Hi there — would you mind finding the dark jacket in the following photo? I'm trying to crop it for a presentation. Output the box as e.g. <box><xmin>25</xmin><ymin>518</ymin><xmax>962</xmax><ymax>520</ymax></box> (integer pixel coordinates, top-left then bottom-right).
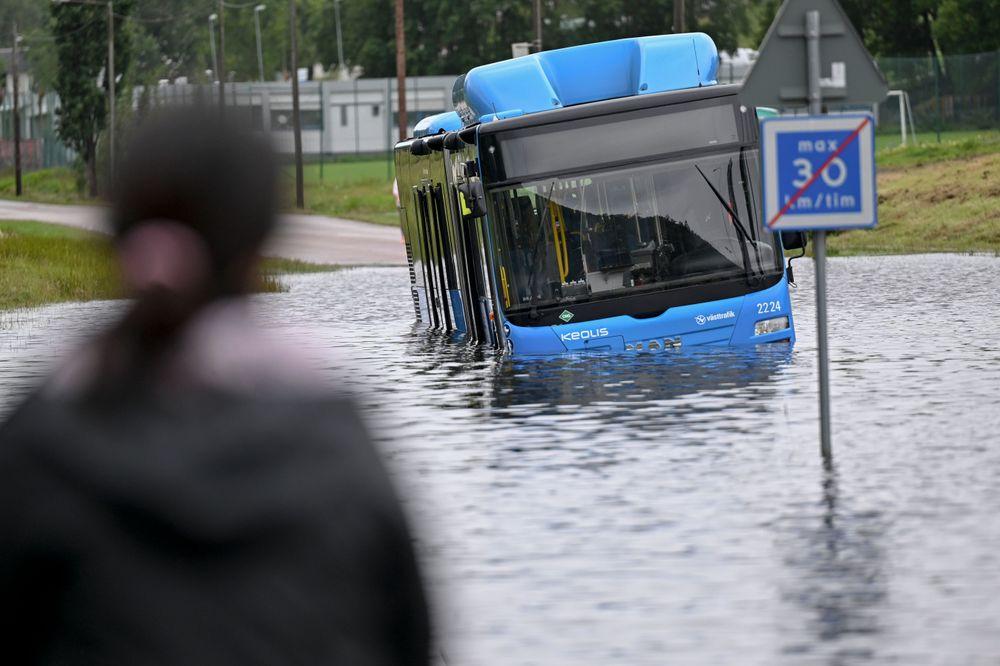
<box><xmin>0</xmin><ymin>389</ymin><xmax>430</xmax><ymax>665</ymax></box>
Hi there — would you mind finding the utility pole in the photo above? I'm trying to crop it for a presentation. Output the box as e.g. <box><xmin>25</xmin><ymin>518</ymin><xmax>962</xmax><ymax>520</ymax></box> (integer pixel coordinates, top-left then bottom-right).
<box><xmin>394</xmin><ymin>0</ymin><xmax>407</xmax><ymax>141</ymax></box>
<box><xmin>107</xmin><ymin>1</ymin><xmax>115</xmax><ymax>190</ymax></box>
<box><xmin>254</xmin><ymin>4</ymin><xmax>266</xmax><ymax>81</ymax></box>
<box><xmin>217</xmin><ymin>0</ymin><xmax>225</xmax><ymax>111</ymax></box>
<box><xmin>532</xmin><ymin>0</ymin><xmax>543</xmax><ymax>52</ymax></box>
<box><xmin>289</xmin><ymin>0</ymin><xmax>304</xmax><ymax>208</ymax></box>
<box><xmin>11</xmin><ymin>24</ymin><xmax>22</xmax><ymax>196</ymax></box>
<box><xmin>333</xmin><ymin>0</ymin><xmax>345</xmax><ymax>77</ymax></box>
<box><xmin>673</xmin><ymin>0</ymin><xmax>685</xmax><ymax>33</ymax></box>
<box><xmin>209</xmin><ymin>13</ymin><xmax>218</xmax><ymax>82</ymax></box>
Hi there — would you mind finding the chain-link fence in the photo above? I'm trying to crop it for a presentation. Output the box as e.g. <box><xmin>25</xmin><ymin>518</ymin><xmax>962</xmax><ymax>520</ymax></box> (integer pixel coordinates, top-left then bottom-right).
<box><xmin>718</xmin><ymin>50</ymin><xmax>1000</xmax><ymax>145</ymax></box>
<box><xmin>875</xmin><ymin>51</ymin><xmax>1000</xmax><ymax>145</ymax></box>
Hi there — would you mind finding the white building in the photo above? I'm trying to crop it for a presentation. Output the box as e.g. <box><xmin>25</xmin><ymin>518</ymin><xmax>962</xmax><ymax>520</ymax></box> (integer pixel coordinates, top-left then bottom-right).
<box><xmin>146</xmin><ymin>76</ymin><xmax>458</xmax><ymax>156</ymax></box>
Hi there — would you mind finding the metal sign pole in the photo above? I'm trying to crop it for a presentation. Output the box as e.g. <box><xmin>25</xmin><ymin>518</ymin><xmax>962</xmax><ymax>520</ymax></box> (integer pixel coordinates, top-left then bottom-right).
<box><xmin>107</xmin><ymin>1</ymin><xmax>115</xmax><ymax>193</ymax></box>
<box><xmin>806</xmin><ymin>9</ymin><xmax>833</xmax><ymax>459</ymax></box>
<box><xmin>748</xmin><ymin>0</ymin><xmax>887</xmax><ymax>461</ymax></box>
<box><xmin>11</xmin><ymin>24</ymin><xmax>22</xmax><ymax>196</ymax></box>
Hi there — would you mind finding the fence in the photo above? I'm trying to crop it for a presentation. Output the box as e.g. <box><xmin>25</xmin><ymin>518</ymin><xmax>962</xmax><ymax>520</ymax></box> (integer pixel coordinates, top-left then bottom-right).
<box><xmin>0</xmin><ymin>90</ymin><xmax>76</xmax><ymax>169</ymax></box>
<box><xmin>3</xmin><ymin>52</ymin><xmax>999</xmax><ymax>174</ymax></box>
<box><xmin>874</xmin><ymin>51</ymin><xmax>1000</xmax><ymax>144</ymax></box>
<box><xmin>141</xmin><ymin>76</ymin><xmax>457</xmax><ymax>158</ymax></box>
<box><xmin>718</xmin><ymin>50</ymin><xmax>1000</xmax><ymax>145</ymax></box>
<box><xmin>1</xmin><ymin>75</ymin><xmax>456</xmax><ymax>174</ymax></box>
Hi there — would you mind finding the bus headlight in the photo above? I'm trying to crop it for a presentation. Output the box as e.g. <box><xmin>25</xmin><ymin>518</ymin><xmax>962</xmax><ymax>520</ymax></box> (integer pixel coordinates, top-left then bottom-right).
<box><xmin>754</xmin><ymin>316</ymin><xmax>789</xmax><ymax>336</ymax></box>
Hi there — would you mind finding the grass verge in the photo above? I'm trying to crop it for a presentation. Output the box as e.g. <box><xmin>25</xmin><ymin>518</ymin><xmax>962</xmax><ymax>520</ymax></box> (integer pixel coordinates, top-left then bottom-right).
<box><xmin>827</xmin><ymin>149</ymin><xmax>1000</xmax><ymax>256</ymax></box>
<box><xmin>282</xmin><ymin>159</ymin><xmax>397</xmax><ymax>226</ymax></box>
<box><xmin>875</xmin><ymin>130</ymin><xmax>1000</xmax><ymax>170</ymax></box>
<box><xmin>0</xmin><ymin>220</ymin><xmax>339</xmax><ymax>311</ymax></box>
<box><xmin>0</xmin><ymin>220</ymin><xmax>118</xmax><ymax>311</ymax></box>
<box><xmin>0</xmin><ymin>167</ymin><xmax>90</xmax><ymax>205</ymax></box>
<box><xmin>1</xmin><ymin>160</ymin><xmax>399</xmax><ymax>226</ymax></box>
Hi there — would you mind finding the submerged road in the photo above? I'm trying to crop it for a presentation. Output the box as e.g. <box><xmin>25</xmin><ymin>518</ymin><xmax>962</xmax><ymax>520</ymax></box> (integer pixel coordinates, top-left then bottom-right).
<box><xmin>0</xmin><ymin>199</ymin><xmax>406</xmax><ymax>266</ymax></box>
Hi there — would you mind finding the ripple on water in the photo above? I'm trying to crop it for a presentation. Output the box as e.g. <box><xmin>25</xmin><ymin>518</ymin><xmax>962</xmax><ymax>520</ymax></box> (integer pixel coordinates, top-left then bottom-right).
<box><xmin>1</xmin><ymin>255</ymin><xmax>999</xmax><ymax>664</ymax></box>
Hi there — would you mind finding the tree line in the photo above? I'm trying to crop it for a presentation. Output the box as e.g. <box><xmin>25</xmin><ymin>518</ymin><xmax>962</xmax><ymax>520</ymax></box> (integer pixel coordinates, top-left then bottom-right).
<box><xmin>2</xmin><ymin>0</ymin><xmax>997</xmax><ymax>194</ymax></box>
<box><xmin>4</xmin><ymin>0</ymin><xmax>999</xmax><ymax>86</ymax></box>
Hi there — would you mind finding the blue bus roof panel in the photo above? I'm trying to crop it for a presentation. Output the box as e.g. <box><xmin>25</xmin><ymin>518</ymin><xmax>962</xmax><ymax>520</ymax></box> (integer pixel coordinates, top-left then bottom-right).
<box><xmin>413</xmin><ymin>111</ymin><xmax>463</xmax><ymax>137</ymax></box>
<box><xmin>456</xmin><ymin>33</ymin><xmax>719</xmax><ymax>126</ymax></box>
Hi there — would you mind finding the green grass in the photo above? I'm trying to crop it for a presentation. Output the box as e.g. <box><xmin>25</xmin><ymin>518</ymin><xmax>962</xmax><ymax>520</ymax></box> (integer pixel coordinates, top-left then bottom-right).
<box><xmin>0</xmin><ymin>220</ymin><xmax>119</xmax><ymax>310</ymax></box>
<box><xmin>299</xmin><ymin>159</ymin><xmax>393</xmax><ymax>183</ymax></box>
<box><xmin>283</xmin><ymin>158</ymin><xmax>398</xmax><ymax>226</ymax></box>
<box><xmin>828</xmin><ymin>148</ymin><xmax>1000</xmax><ymax>256</ymax></box>
<box><xmin>875</xmin><ymin>130</ymin><xmax>1000</xmax><ymax>170</ymax></box>
<box><xmin>259</xmin><ymin>255</ymin><xmax>342</xmax><ymax>274</ymax></box>
<box><xmin>0</xmin><ymin>220</ymin><xmax>339</xmax><ymax>311</ymax></box>
<box><xmin>0</xmin><ymin>166</ymin><xmax>91</xmax><ymax>205</ymax></box>
<box><xmin>1</xmin><ymin>158</ymin><xmax>400</xmax><ymax>226</ymax></box>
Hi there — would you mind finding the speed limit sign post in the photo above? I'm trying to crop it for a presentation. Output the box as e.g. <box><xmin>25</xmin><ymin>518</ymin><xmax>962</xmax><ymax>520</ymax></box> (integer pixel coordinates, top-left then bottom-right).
<box><xmin>761</xmin><ymin>113</ymin><xmax>877</xmax><ymax>461</ymax></box>
<box><xmin>744</xmin><ymin>1</ymin><xmax>887</xmax><ymax>462</ymax></box>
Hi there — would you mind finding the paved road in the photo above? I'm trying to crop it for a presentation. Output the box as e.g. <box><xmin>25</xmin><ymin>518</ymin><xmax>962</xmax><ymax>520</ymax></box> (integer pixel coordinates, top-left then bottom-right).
<box><xmin>0</xmin><ymin>199</ymin><xmax>406</xmax><ymax>266</ymax></box>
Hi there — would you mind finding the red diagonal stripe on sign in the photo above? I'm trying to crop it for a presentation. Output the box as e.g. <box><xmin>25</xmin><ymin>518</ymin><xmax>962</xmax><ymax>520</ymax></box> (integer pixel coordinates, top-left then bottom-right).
<box><xmin>767</xmin><ymin>116</ymin><xmax>871</xmax><ymax>228</ymax></box>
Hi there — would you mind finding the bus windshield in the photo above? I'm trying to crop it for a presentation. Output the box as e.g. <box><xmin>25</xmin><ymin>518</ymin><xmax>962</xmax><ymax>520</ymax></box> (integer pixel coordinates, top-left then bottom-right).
<box><xmin>487</xmin><ymin>148</ymin><xmax>784</xmax><ymax>318</ymax></box>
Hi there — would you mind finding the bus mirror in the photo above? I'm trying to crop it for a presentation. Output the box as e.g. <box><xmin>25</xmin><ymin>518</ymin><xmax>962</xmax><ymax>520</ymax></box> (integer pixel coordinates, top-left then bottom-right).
<box><xmin>444</xmin><ymin>132</ymin><xmax>464</xmax><ymax>151</ymax></box>
<box><xmin>410</xmin><ymin>139</ymin><xmax>431</xmax><ymax>156</ymax></box>
<box><xmin>426</xmin><ymin>133</ymin><xmax>446</xmax><ymax>152</ymax></box>
<box><xmin>458</xmin><ymin>126</ymin><xmax>478</xmax><ymax>145</ymax></box>
<box><xmin>458</xmin><ymin>180</ymin><xmax>486</xmax><ymax>219</ymax></box>
<box><xmin>782</xmin><ymin>231</ymin><xmax>808</xmax><ymax>251</ymax></box>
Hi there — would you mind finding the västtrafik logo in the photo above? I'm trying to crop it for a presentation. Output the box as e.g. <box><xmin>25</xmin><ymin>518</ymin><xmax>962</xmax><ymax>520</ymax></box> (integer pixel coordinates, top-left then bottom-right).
<box><xmin>694</xmin><ymin>310</ymin><xmax>736</xmax><ymax>326</ymax></box>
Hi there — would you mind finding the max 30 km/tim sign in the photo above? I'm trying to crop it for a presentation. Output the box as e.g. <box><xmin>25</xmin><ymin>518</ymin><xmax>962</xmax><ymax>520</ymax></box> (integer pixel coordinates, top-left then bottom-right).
<box><xmin>761</xmin><ymin>113</ymin><xmax>877</xmax><ymax>232</ymax></box>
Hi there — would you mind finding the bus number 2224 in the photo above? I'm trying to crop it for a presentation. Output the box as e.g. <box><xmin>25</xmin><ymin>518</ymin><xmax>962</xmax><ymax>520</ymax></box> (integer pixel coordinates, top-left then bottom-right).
<box><xmin>757</xmin><ymin>301</ymin><xmax>782</xmax><ymax>314</ymax></box>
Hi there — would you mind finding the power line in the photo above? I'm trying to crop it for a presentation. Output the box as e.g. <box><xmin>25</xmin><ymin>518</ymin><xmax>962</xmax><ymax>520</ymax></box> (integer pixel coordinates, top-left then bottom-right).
<box><xmin>20</xmin><ymin>14</ymin><xmax>106</xmax><ymax>43</ymax></box>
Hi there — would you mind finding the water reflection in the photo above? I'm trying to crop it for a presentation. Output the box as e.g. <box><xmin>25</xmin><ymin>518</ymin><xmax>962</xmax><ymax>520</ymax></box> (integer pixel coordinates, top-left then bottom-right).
<box><xmin>492</xmin><ymin>346</ymin><xmax>794</xmax><ymax>410</ymax></box>
<box><xmin>778</xmin><ymin>463</ymin><xmax>888</xmax><ymax>664</ymax></box>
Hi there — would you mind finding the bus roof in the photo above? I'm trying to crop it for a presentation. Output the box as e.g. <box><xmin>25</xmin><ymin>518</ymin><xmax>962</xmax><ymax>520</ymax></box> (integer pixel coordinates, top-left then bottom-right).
<box><xmin>453</xmin><ymin>33</ymin><xmax>719</xmax><ymax>127</ymax></box>
<box><xmin>413</xmin><ymin>111</ymin><xmax>463</xmax><ymax>137</ymax></box>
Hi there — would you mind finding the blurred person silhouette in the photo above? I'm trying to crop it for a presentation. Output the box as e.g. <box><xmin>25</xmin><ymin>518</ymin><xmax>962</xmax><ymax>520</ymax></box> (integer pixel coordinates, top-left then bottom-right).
<box><xmin>0</xmin><ymin>109</ymin><xmax>430</xmax><ymax>665</ymax></box>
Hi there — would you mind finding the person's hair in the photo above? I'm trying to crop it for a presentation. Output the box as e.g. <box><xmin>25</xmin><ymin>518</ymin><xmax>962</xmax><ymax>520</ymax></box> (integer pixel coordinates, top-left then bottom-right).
<box><xmin>97</xmin><ymin>108</ymin><xmax>278</xmax><ymax>384</ymax></box>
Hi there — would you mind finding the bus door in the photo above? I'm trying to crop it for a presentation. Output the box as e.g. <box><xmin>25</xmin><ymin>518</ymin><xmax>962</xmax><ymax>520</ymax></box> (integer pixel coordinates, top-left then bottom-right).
<box><xmin>413</xmin><ymin>187</ymin><xmax>442</xmax><ymax>328</ymax></box>
<box><xmin>452</xmin><ymin>184</ymin><xmax>487</xmax><ymax>343</ymax></box>
<box><xmin>454</xmin><ymin>178</ymin><xmax>500</xmax><ymax>347</ymax></box>
<box><xmin>415</xmin><ymin>183</ymin><xmax>462</xmax><ymax>331</ymax></box>
<box><xmin>429</xmin><ymin>183</ymin><xmax>460</xmax><ymax>332</ymax></box>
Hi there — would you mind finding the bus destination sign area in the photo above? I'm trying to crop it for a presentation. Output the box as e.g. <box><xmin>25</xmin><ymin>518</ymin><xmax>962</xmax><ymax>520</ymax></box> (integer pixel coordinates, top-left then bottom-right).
<box><xmin>761</xmin><ymin>113</ymin><xmax>877</xmax><ymax>232</ymax></box>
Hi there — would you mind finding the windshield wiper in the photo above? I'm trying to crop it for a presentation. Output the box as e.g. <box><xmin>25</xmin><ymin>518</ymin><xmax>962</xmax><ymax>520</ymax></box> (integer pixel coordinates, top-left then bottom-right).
<box><xmin>694</xmin><ymin>162</ymin><xmax>762</xmax><ymax>286</ymax></box>
<box><xmin>737</xmin><ymin>147</ymin><xmax>760</xmax><ymax>244</ymax></box>
<box><xmin>727</xmin><ymin>157</ymin><xmax>764</xmax><ymax>276</ymax></box>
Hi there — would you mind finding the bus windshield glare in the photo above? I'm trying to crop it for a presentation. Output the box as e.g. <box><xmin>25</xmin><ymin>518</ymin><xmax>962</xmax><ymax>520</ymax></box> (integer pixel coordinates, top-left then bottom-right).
<box><xmin>488</xmin><ymin>147</ymin><xmax>784</xmax><ymax>318</ymax></box>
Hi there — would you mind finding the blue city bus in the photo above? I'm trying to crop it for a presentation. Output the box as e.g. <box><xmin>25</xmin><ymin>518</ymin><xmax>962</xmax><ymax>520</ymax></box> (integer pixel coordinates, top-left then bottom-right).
<box><xmin>394</xmin><ymin>33</ymin><xmax>807</xmax><ymax>355</ymax></box>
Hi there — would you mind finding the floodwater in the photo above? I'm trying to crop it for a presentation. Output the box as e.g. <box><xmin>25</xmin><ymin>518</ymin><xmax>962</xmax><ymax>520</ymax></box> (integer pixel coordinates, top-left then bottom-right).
<box><xmin>2</xmin><ymin>254</ymin><xmax>999</xmax><ymax>664</ymax></box>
